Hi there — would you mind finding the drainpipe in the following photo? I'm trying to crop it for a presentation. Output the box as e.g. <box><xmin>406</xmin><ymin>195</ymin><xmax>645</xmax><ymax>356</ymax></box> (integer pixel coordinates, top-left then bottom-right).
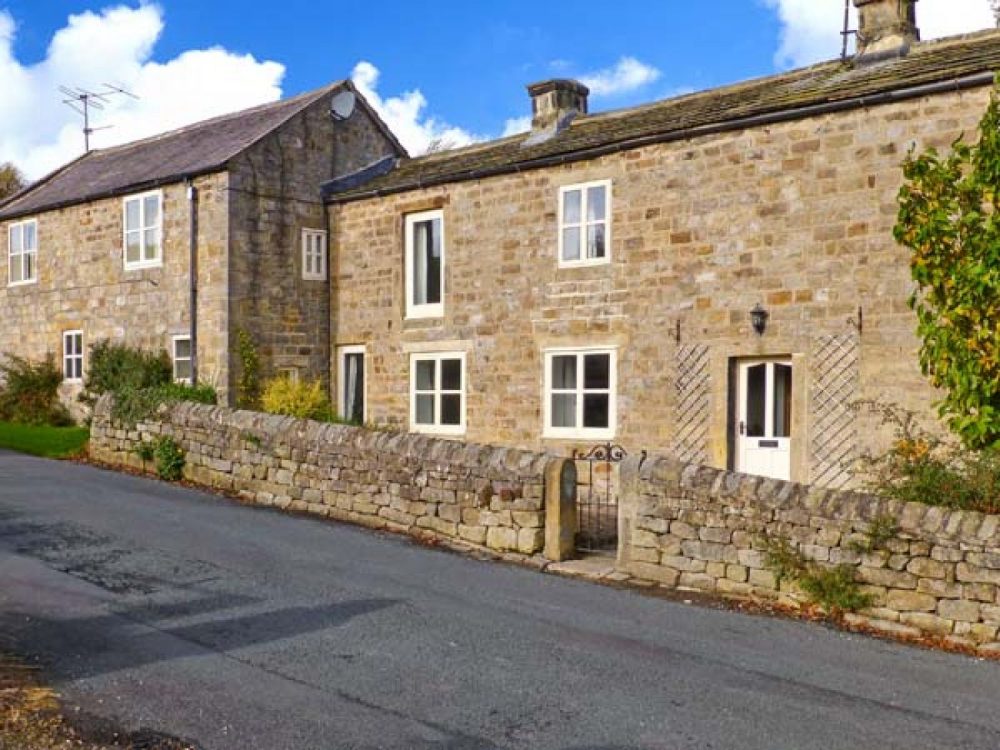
<box><xmin>187</xmin><ymin>180</ymin><xmax>199</xmax><ymax>386</ymax></box>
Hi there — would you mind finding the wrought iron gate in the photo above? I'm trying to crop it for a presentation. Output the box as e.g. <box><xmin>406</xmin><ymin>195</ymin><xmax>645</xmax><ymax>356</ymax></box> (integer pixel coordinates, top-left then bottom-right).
<box><xmin>572</xmin><ymin>443</ymin><xmax>629</xmax><ymax>554</ymax></box>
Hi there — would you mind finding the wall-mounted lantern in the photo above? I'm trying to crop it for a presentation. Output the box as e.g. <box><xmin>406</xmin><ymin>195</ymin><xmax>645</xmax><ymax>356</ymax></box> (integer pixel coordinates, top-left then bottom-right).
<box><xmin>750</xmin><ymin>303</ymin><xmax>769</xmax><ymax>336</ymax></box>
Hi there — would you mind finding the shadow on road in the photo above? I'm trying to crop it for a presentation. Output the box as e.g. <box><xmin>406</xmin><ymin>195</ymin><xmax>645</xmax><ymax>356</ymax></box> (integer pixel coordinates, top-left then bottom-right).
<box><xmin>1</xmin><ymin>597</ymin><xmax>400</xmax><ymax>681</ymax></box>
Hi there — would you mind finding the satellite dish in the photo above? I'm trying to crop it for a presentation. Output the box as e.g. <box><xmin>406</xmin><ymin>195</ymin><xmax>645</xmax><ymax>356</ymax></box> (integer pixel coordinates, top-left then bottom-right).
<box><xmin>330</xmin><ymin>90</ymin><xmax>357</xmax><ymax>121</ymax></box>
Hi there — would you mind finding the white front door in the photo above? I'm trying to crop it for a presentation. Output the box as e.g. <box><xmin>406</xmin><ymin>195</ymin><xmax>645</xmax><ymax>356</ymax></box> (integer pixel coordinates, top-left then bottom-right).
<box><xmin>737</xmin><ymin>359</ymin><xmax>793</xmax><ymax>481</ymax></box>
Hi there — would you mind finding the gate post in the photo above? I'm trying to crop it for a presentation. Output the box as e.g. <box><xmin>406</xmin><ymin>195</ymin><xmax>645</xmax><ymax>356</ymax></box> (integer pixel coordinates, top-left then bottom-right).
<box><xmin>617</xmin><ymin>454</ymin><xmax>644</xmax><ymax>569</ymax></box>
<box><xmin>544</xmin><ymin>458</ymin><xmax>577</xmax><ymax>562</ymax></box>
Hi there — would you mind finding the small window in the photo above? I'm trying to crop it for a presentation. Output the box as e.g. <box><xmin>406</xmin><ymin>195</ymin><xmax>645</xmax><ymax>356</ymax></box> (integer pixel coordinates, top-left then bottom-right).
<box><xmin>123</xmin><ymin>191</ymin><xmax>162</xmax><ymax>269</ymax></box>
<box><xmin>558</xmin><ymin>180</ymin><xmax>611</xmax><ymax>267</ymax></box>
<box><xmin>405</xmin><ymin>209</ymin><xmax>444</xmax><ymax>319</ymax></box>
<box><xmin>338</xmin><ymin>345</ymin><xmax>365</xmax><ymax>424</ymax></box>
<box><xmin>543</xmin><ymin>348</ymin><xmax>616</xmax><ymax>439</ymax></box>
<box><xmin>172</xmin><ymin>335</ymin><xmax>192</xmax><ymax>383</ymax></box>
<box><xmin>8</xmin><ymin>219</ymin><xmax>38</xmax><ymax>286</ymax></box>
<box><xmin>410</xmin><ymin>352</ymin><xmax>465</xmax><ymax>435</ymax></box>
<box><xmin>277</xmin><ymin>367</ymin><xmax>300</xmax><ymax>383</ymax></box>
<box><xmin>302</xmin><ymin>229</ymin><xmax>328</xmax><ymax>281</ymax></box>
<box><xmin>63</xmin><ymin>330</ymin><xmax>84</xmax><ymax>382</ymax></box>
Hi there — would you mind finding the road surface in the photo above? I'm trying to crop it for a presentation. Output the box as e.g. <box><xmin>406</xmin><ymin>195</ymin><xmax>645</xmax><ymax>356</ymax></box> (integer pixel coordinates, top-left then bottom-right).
<box><xmin>1</xmin><ymin>449</ymin><xmax>999</xmax><ymax>749</ymax></box>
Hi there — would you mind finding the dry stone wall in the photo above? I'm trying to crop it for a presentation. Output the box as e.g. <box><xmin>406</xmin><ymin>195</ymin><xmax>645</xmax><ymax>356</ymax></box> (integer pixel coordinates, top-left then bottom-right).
<box><xmin>619</xmin><ymin>454</ymin><xmax>1000</xmax><ymax>653</ymax></box>
<box><xmin>90</xmin><ymin>397</ymin><xmax>552</xmax><ymax>555</ymax></box>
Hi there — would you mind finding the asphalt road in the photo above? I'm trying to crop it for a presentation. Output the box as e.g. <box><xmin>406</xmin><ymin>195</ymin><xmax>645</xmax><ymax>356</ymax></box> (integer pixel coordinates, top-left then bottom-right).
<box><xmin>1</xmin><ymin>450</ymin><xmax>1000</xmax><ymax>750</ymax></box>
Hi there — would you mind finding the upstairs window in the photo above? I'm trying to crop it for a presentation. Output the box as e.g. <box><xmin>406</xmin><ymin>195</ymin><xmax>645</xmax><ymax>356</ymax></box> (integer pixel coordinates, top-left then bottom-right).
<box><xmin>410</xmin><ymin>352</ymin><xmax>465</xmax><ymax>435</ymax></box>
<box><xmin>543</xmin><ymin>348</ymin><xmax>616</xmax><ymax>439</ymax></box>
<box><xmin>8</xmin><ymin>219</ymin><xmax>37</xmax><ymax>286</ymax></box>
<box><xmin>302</xmin><ymin>229</ymin><xmax>328</xmax><ymax>281</ymax></box>
<box><xmin>172</xmin><ymin>335</ymin><xmax>192</xmax><ymax>383</ymax></box>
<box><xmin>558</xmin><ymin>180</ymin><xmax>611</xmax><ymax>267</ymax></box>
<box><xmin>123</xmin><ymin>191</ymin><xmax>162</xmax><ymax>269</ymax></box>
<box><xmin>405</xmin><ymin>209</ymin><xmax>444</xmax><ymax>318</ymax></box>
<box><xmin>63</xmin><ymin>330</ymin><xmax>84</xmax><ymax>382</ymax></box>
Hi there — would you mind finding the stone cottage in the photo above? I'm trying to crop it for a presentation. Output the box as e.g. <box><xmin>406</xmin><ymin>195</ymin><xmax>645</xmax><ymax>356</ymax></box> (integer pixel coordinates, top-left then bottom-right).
<box><xmin>324</xmin><ymin>0</ymin><xmax>1000</xmax><ymax>487</ymax></box>
<box><xmin>0</xmin><ymin>80</ymin><xmax>404</xmax><ymax>405</ymax></box>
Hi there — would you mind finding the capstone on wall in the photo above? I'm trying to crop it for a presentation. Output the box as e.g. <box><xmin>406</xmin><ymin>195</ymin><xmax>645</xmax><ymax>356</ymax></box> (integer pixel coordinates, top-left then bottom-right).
<box><xmin>329</xmin><ymin>87</ymin><xmax>992</xmax><ymax>483</ymax></box>
<box><xmin>0</xmin><ymin>172</ymin><xmax>230</xmax><ymax>407</ymax></box>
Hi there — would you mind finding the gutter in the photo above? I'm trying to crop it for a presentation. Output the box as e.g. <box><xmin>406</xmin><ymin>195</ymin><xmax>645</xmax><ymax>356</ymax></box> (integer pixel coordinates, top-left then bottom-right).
<box><xmin>327</xmin><ymin>70</ymin><xmax>997</xmax><ymax>205</ymax></box>
<box><xmin>0</xmin><ymin>165</ymin><xmax>224</xmax><ymax>223</ymax></box>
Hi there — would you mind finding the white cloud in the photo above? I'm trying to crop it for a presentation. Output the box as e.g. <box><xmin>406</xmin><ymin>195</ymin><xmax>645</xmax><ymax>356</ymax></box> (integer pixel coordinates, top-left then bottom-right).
<box><xmin>502</xmin><ymin>115</ymin><xmax>532</xmax><ymax>137</ymax></box>
<box><xmin>0</xmin><ymin>3</ymin><xmax>284</xmax><ymax>180</ymax></box>
<box><xmin>764</xmin><ymin>0</ymin><xmax>996</xmax><ymax>69</ymax></box>
<box><xmin>351</xmin><ymin>61</ymin><xmax>480</xmax><ymax>155</ymax></box>
<box><xmin>579</xmin><ymin>56</ymin><xmax>661</xmax><ymax>98</ymax></box>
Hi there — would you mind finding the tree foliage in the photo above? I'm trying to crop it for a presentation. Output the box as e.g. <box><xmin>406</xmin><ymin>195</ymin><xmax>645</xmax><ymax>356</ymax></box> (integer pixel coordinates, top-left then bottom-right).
<box><xmin>0</xmin><ymin>162</ymin><xmax>26</xmax><ymax>201</ymax></box>
<box><xmin>895</xmin><ymin>83</ymin><xmax>1000</xmax><ymax>449</ymax></box>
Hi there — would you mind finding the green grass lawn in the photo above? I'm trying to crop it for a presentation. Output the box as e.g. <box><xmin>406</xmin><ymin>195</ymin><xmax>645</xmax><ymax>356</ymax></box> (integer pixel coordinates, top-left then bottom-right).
<box><xmin>0</xmin><ymin>422</ymin><xmax>90</xmax><ymax>458</ymax></box>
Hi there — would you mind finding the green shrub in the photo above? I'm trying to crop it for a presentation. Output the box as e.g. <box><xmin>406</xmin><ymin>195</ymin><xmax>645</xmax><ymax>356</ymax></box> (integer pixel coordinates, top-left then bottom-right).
<box><xmin>856</xmin><ymin>400</ymin><xmax>1000</xmax><ymax>514</ymax></box>
<box><xmin>113</xmin><ymin>382</ymin><xmax>218</xmax><ymax>427</ymax></box>
<box><xmin>798</xmin><ymin>565</ymin><xmax>875</xmax><ymax>614</ymax></box>
<box><xmin>0</xmin><ymin>354</ymin><xmax>72</xmax><ymax>426</ymax></box>
<box><xmin>236</xmin><ymin>329</ymin><xmax>261</xmax><ymax>410</ymax></box>
<box><xmin>152</xmin><ymin>436</ymin><xmax>185</xmax><ymax>481</ymax></box>
<box><xmin>261</xmin><ymin>376</ymin><xmax>332</xmax><ymax>421</ymax></box>
<box><xmin>76</xmin><ymin>340</ymin><xmax>217</xmax><ymax>427</ymax></box>
<box><xmin>850</xmin><ymin>514</ymin><xmax>900</xmax><ymax>554</ymax></box>
<box><xmin>760</xmin><ymin>533</ymin><xmax>874</xmax><ymax>615</ymax></box>
<box><xmin>79</xmin><ymin>340</ymin><xmax>171</xmax><ymax>407</ymax></box>
<box><xmin>134</xmin><ymin>440</ymin><xmax>156</xmax><ymax>464</ymax></box>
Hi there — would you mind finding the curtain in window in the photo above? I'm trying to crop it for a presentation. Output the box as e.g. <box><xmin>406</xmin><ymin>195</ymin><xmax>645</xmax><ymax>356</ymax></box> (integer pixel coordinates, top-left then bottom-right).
<box><xmin>414</xmin><ymin>222</ymin><xmax>429</xmax><ymax>305</ymax></box>
<box><xmin>345</xmin><ymin>354</ymin><xmax>359</xmax><ymax>422</ymax></box>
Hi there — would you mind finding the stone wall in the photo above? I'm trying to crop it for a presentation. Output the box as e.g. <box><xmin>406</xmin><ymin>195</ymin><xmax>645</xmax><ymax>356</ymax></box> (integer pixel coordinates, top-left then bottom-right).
<box><xmin>227</xmin><ymin>91</ymin><xmax>400</xmax><ymax>397</ymax></box>
<box><xmin>329</xmin><ymin>86</ymin><xmax>993</xmax><ymax>484</ymax></box>
<box><xmin>618</xmin><ymin>454</ymin><xmax>1000</xmax><ymax>654</ymax></box>
<box><xmin>0</xmin><ymin>172</ymin><xmax>230</xmax><ymax>409</ymax></box>
<box><xmin>89</xmin><ymin>397</ymin><xmax>553</xmax><ymax>555</ymax></box>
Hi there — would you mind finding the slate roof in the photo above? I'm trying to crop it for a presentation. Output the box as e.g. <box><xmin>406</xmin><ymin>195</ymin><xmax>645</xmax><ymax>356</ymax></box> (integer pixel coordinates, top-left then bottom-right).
<box><xmin>0</xmin><ymin>80</ymin><xmax>401</xmax><ymax>220</ymax></box>
<box><xmin>328</xmin><ymin>29</ymin><xmax>1000</xmax><ymax>203</ymax></box>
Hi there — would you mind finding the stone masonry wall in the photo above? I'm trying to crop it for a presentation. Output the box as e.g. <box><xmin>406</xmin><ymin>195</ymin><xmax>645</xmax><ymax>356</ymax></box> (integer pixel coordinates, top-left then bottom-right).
<box><xmin>89</xmin><ymin>396</ymin><xmax>552</xmax><ymax>555</ymax></box>
<box><xmin>227</xmin><ymin>92</ymin><xmax>399</xmax><ymax>397</ymax></box>
<box><xmin>0</xmin><ymin>172</ymin><xmax>230</xmax><ymax>410</ymax></box>
<box><xmin>618</xmin><ymin>454</ymin><xmax>1000</xmax><ymax>654</ymax></box>
<box><xmin>330</xmin><ymin>86</ymin><xmax>993</xmax><ymax>483</ymax></box>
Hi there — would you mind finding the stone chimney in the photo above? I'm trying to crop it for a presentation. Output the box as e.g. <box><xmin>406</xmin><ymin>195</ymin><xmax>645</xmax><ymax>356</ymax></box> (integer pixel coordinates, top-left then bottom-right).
<box><xmin>527</xmin><ymin>79</ymin><xmax>589</xmax><ymax>132</ymax></box>
<box><xmin>854</xmin><ymin>0</ymin><xmax>920</xmax><ymax>59</ymax></box>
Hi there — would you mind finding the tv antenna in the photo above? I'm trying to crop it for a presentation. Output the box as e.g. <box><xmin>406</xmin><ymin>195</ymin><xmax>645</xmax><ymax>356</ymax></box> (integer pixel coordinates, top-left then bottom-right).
<box><xmin>840</xmin><ymin>0</ymin><xmax>858</xmax><ymax>61</ymax></box>
<box><xmin>60</xmin><ymin>83</ymin><xmax>139</xmax><ymax>153</ymax></box>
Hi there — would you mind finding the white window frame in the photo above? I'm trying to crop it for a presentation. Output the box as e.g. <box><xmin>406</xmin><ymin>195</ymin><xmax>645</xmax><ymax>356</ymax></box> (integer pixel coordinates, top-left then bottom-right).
<box><xmin>302</xmin><ymin>228</ymin><xmax>328</xmax><ymax>281</ymax></box>
<box><xmin>557</xmin><ymin>179</ymin><xmax>612</xmax><ymax>268</ymax></box>
<box><xmin>172</xmin><ymin>334</ymin><xmax>192</xmax><ymax>384</ymax></box>
<box><xmin>543</xmin><ymin>346</ymin><xmax>617</xmax><ymax>440</ymax></box>
<box><xmin>404</xmin><ymin>209</ymin><xmax>445</xmax><ymax>319</ymax></box>
<box><xmin>122</xmin><ymin>189</ymin><xmax>163</xmax><ymax>270</ymax></box>
<box><xmin>62</xmin><ymin>330</ymin><xmax>84</xmax><ymax>383</ymax></box>
<box><xmin>409</xmin><ymin>351</ymin><xmax>465</xmax><ymax>436</ymax></box>
<box><xmin>7</xmin><ymin>218</ymin><xmax>38</xmax><ymax>287</ymax></box>
<box><xmin>337</xmin><ymin>345</ymin><xmax>366</xmax><ymax>423</ymax></box>
<box><xmin>277</xmin><ymin>367</ymin><xmax>300</xmax><ymax>384</ymax></box>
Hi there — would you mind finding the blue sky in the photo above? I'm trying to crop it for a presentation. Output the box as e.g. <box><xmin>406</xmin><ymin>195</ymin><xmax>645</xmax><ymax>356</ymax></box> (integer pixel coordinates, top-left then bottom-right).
<box><xmin>0</xmin><ymin>1</ymin><xmax>995</xmax><ymax>176</ymax></box>
<box><xmin>2</xmin><ymin>1</ymin><xmax>782</xmax><ymax>129</ymax></box>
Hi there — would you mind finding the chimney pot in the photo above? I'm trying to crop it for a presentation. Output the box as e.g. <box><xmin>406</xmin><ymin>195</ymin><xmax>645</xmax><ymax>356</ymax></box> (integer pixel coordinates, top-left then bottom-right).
<box><xmin>853</xmin><ymin>0</ymin><xmax>919</xmax><ymax>59</ymax></box>
<box><xmin>526</xmin><ymin>79</ymin><xmax>589</xmax><ymax>132</ymax></box>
